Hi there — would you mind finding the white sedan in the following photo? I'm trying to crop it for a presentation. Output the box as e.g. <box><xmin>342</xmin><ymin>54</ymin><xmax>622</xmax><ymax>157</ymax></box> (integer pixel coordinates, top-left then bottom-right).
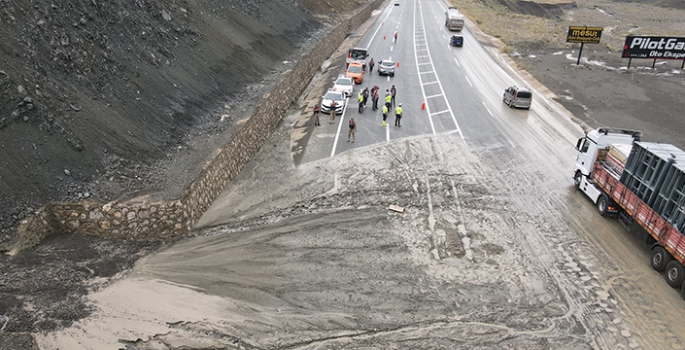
<box><xmin>333</xmin><ymin>75</ymin><xmax>354</xmax><ymax>97</ymax></box>
<box><xmin>320</xmin><ymin>89</ymin><xmax>345</xmax><ymax>115</ymax></box>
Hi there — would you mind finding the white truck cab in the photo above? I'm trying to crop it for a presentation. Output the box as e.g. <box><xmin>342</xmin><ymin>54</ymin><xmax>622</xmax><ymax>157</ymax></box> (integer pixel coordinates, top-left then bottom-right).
<box><xmin>573</xmin><ymin>128</ymin><xmax>642</xmax><ymax>212</ymax></box>
<box><xmin>574</xmin><ymin>128</ymin><xmax>641</xmax><ymax>177</ymax></box>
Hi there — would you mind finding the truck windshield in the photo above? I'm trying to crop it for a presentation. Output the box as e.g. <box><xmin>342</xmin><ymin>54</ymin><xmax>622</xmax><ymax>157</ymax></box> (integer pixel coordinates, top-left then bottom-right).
<box><xmin>350</xmin><ymin>50</ymin><xmax>367</xmax><ymax>59</ymax></box>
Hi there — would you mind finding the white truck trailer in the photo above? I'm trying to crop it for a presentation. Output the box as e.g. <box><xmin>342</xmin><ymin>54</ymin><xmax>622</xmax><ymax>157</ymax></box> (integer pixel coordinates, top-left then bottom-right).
<box><xmin>445</xmin><ymin>7</ymin><xmax>464</xmax><ymax>31</ymax></box>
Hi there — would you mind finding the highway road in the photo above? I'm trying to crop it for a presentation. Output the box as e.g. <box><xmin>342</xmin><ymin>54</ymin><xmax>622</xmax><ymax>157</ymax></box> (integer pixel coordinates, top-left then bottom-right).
<box><xmin>299</xmin><ymin>0</ymin><xmax>581</xmax><ymax>168</ymax></box>
<box><xmin>39</xmin><ymin>1</ymin><xmax>685</xmax><ymax>348</ymax></box>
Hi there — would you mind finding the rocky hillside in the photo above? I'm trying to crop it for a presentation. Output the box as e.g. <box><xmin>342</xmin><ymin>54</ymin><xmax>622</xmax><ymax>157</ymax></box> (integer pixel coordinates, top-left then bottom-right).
<box><xmin>0</xmin><ymin>0</ymin><xmax>362</xmax><ymax>245</ymax></box>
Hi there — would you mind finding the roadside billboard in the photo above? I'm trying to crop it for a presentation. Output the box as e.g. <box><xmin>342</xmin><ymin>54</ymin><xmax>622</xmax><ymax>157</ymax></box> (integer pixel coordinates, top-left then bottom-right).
<box><xmin>622</xmin><ymin>36</ymin><xmax>685</xmax><ymax>60</ymax></box>
<box><xmin>567</xmin><ymin>26</ymin><xmax>602</xmax><ymax>44</ymax></box>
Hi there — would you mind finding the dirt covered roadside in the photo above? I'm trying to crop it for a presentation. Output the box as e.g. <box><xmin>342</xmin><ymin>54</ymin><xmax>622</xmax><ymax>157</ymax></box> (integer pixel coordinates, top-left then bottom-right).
<box><xmin>0</xmin><ymin>0</ymin><xmax>364</xmax><ymax>347</ymax></box>
<box><xmin>451</xmin><ymin>0</ymin><xmax>685</xmax><ymax>148</ymax></box>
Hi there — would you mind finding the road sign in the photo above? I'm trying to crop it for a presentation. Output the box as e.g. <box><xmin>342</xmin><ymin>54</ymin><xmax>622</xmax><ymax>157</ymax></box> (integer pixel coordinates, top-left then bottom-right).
<box><xmin>567</xmin><ymin>26</ymin><xmax>603</xmax><ymax>44</ymax></box>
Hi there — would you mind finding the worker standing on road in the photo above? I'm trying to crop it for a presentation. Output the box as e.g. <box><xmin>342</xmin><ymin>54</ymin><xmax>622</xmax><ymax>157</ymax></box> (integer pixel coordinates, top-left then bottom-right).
<box><xmin>313</xmin><ymin>103</ymin><xmax>320</xmax><ymax>126</ymax></box>
<box><xmin>362</xmin><ymin>87</ymin><xmax>369</xmax><ymax>109</ymax></box>
<box><xmin>385</xmin><ymin>90</ymin><xmax>392</xmax><ymax>109</ymax></box>
<box><xmin>347</xmin><ymin>116</ymin><xmax>357</xmax><ymax>142</ymax></box>
<box><xmin>358</xmin><ymin>92</ymin><xmax>364</xmax><ymax>113</ymax></box>
<box><xmin>390</xmin><ymin>85</ymin><xmax>396</xmax><ymax>107</ymax></box>
<box><xmin>329</xmin><ymin>100</ymin><xmax>337</xmax><ymax>124</ymax></box>
<box><xmin>382</xmin><ymin>104</ymin><xmax>388</xmax><ymax>127</ymax></box>
<box><xmin>369</xmin><ymin>58</ymin><xmax>375</xmax><ymax>73</ymax></box>
<box><xmin>395</xmin><ymin>103</ymin><xmax>403</xmax><ymax>127</ymax></box>
<box><xmin>371</xmin><ymin>85</ymin><xmax>379</xmax><ymax>111</ymax></box>
<box><xmin>394</xmin><ymin>31</ymin><xmax>398</xmax><ymax>43</ymax></box>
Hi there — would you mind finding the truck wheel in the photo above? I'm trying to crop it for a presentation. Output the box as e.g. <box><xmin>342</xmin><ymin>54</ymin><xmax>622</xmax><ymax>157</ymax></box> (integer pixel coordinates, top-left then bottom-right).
<box><xmin>597</xmin><ymin>194</ymin><xmax>609</xmax><ymax>216</ymax></box>
<box><xmin>651</xmin><ymin>246</ymin><xmax>672</xmax><ymax>272</ymax></box>
<box><xmin>573</xmin><ymin>172</ymin><xmax>582</xmax><ymax>189</ymax></box>
<box><xmin>666</xmin><ymin>260</ymin><xmax>685</xmax><ymax>288</ymax></box>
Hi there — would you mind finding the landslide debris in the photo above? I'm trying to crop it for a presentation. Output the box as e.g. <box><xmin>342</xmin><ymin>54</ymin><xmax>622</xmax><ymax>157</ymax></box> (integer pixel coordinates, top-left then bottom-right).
<box><xmin>0</xmin><ymin>0</ymin><xmax>340</xmax><ymax>246</ymax></box>
<box><xmin>0</xmin><ymin>0</ymin><xmax>363</xmax><ymax>345</ymax></box>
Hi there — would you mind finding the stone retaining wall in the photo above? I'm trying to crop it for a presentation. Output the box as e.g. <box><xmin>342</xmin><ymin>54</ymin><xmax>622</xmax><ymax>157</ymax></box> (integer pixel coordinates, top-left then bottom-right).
<box><xmin>10</xmin><ymin>0</ymin><xmax>384</xmax><ymax>253</ymax></box>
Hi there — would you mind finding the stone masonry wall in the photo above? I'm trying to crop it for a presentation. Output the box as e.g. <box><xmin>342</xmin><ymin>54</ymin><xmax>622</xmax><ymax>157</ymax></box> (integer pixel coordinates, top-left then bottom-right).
<box><xmin>10</xmin><ymin>0</ymin><xmax>384</xmax><ymax>253</ymax></box>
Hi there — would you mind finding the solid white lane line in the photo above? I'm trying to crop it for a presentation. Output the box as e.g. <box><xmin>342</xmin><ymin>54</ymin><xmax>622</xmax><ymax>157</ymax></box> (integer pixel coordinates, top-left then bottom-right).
<box><xmin>413</xmin><ymin>1</ymin><xmax>436</xmax><ymax>135</ymax></box>
<box><xmin>425</xmin><ymin>93</ymin><xmax>443</xmax><ymax>99</ymax></box>
<box><xmin>386</xmin><ymin>122</ymin><xmax>390</xmax><ymax>142</ymax></box>
<box><xmin>367</xmin><ymin>4</ymin><xmax>395</xmax><ymax>49</ymax></box>
<box><xmin>423</xmin><ymin>81</ymin><xmax>438</xmax><ymax>86</ymax></box>
<box><xmin>330</xmin><ymin>97</ymin><xmax>350</xmax><ymax>158</ymax></box>
<box><xmin>413</xmin><ymin>0</ymin><xmax>464</xmax><ymax>140</ymax></box>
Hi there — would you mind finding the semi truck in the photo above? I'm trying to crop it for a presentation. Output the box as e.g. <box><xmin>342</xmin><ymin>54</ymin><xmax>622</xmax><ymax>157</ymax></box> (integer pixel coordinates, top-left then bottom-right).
<box><xmin>445</xmin><ymin>7</ymin><xmax>464</xmax><ymax>31</ymax></box>
<box><xmin>574</xmin><ymin>127</ymin><xmax>685</xmax><ymax>299</ymax></box>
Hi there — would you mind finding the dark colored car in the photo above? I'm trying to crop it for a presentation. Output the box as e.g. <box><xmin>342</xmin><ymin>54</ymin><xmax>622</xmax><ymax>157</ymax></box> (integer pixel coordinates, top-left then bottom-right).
<box><xmin>450</xmin><ymin>35</ymin><xmax>463</xmax><ymax>47</ymax></box>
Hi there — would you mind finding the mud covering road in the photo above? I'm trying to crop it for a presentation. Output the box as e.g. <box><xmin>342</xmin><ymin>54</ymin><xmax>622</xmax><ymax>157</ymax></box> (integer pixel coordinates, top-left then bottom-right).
<box><xmin>7</xmin><ymin>0</ymin><xmax>685</xmax><ymax>349</ymax></box>
<box><xmin>40</xmin><ymin>128</ymin><xmax>594</xmax><ymax>348</ymax></box>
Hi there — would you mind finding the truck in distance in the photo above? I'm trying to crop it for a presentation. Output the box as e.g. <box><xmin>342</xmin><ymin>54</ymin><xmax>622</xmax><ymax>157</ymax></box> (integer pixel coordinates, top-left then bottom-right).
<box><xmin>574</xmin><ymin>127</ymin><xmax>685</xmax><ymax>300</ymax></box>
<box><xmin>445</xmin><ymin>7</ymin><xmax>464</xmax><ymax>31</ymax></box>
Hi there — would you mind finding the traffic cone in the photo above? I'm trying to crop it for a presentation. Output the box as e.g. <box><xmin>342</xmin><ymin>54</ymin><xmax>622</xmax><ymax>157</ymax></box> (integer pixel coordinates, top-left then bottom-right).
<box><xmin>396</xmin><ymin>61</ymin><xmax>400</xmax><ymax>67</ymax></box>
<box><xmin>421</xmin><ymin>102</ymin><xmax>426</xmax><ymax>110</ymax></box>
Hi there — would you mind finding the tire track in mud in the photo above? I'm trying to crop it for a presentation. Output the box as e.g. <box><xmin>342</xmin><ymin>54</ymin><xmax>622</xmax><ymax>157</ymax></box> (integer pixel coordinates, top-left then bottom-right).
<box><xmin>469</xmin><ymin>134</ymin><xmax>644</xmax><ymax>349</ymax></box>
<box><xmin>378</xmin><ymin>135</ymin><xmax>591</xmax><ymax>344</ymax></box>
<box><xmin>565</xmin><ymin>201</ymin><xmax>685</xmax><ymax>349</ymax></box>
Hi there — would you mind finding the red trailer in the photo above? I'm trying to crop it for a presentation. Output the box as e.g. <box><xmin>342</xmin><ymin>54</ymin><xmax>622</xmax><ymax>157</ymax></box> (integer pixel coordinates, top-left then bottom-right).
<box><xmin>574</xmin><ymin>128</ymin><xmax>685</xmax><ymax>299</ymax></box>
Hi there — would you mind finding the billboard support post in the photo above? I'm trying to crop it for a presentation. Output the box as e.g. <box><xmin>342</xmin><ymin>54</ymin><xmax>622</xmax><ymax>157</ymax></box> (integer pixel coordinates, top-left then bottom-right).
<box><xmin>577</xmin><ymin>43</ymin><xmax>584</xmax><ymax>65</ymax></box>
<box><xmin>628</xmin><ymin>58</ymin><xmax>632</xmax><ymax>69</ymax></box>
<box><xmin>653</xmin><ymin>59</ymin><xmax>657</xmax><ymax>69</ymax></box>
<box><xmin>566</xmin><ymin>26</ymin><xmax>602</xmax><ymax>66</ymax></box>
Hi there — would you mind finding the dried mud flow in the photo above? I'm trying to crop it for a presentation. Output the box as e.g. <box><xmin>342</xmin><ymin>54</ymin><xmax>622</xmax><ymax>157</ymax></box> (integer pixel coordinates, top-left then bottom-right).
<box><xmin>0</xmin><ymin>0</ymin><xmax>361</xmax><ymax>347</ymax></box>
<box><xmin>3</xmin><ymin>0</ymin><xmax>685</xmax><ymax>349</ymax></box>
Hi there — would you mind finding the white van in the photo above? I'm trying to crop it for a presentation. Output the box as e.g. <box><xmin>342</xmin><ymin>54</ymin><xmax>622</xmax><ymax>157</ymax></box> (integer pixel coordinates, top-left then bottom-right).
<box><xmin>503</xmin><ymin>86</ymin><xmax>532</xmax><ymax>109</ymax></box>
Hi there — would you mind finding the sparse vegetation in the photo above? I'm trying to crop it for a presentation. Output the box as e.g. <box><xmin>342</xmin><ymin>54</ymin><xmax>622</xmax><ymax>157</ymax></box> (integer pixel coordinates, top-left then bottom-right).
<box><xmin>446</xmin><ymin>0</ymin><xmax>685</xmax><ymax>55</ymax></box>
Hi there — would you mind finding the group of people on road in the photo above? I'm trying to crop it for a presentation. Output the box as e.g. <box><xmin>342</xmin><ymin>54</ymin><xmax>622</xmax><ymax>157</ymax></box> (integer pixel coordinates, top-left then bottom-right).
<box><xmin>311</xmin><ymin>71</ymin><xmax>405</xmax><ymax>144</ymax></box>
<box><xmin>357</xmin><ymin>84</ymin><xmax>403</xmax><ymax>127</ymax></box>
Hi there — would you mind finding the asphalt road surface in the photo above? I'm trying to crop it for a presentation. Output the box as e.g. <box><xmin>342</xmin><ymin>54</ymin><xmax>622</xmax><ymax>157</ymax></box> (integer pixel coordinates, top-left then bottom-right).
<box><xmin>39</xmin><ymin>1</ymin><xmax>685</xmax><ymax>349</ymax></box>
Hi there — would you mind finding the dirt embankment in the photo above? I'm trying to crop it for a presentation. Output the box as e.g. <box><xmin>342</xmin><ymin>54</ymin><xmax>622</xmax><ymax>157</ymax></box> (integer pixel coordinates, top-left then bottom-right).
<box><xmin>0</xmin><ymin>0</ymin><xmax>363</xmax><ymax>245</ymax></box>
<box><xmin>0</xmin><ymin>0</ymin><xmax>362</xmax><ymax>346</ymax></box>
